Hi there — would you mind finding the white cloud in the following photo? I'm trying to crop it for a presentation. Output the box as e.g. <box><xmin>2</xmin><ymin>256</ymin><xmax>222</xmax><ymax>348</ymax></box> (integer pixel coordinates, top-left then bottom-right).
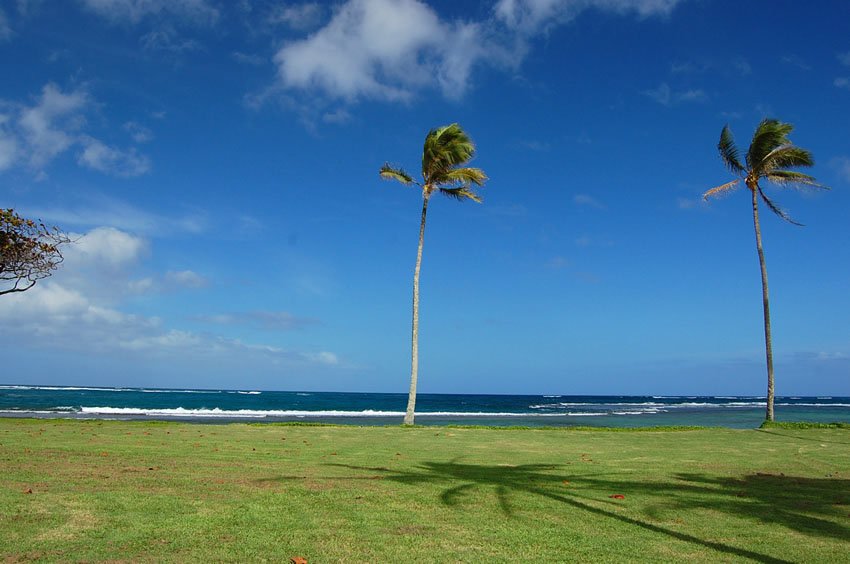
<box><xmin>493</xmin><ymin>0</ymin><xmax>680</xmax><ymax>35</ymax></box>
<box><xmin>305</xmin><ymin>351</ymin><xmax>339</xmax><ymax>365</ymax></box>
<box><xmin>267</xmin><ymin>2</ymin><xmax>323</xmax><ymax>30</ymax></box>
<box><xmin>0</xmin><ymin>114</ymin><xmax>18</xmax><ymax>170</ymax></box>
<box><xmin>78</xmin><ymin>136</ymin><xmax>151</xmax><ymax>176</ymax></box>
<box><xmin>835</xmin><ymin>77</ymin><xmax>850</xmax><ymax>91</ymax></box>
<box><xmin>165</xmin><ymin>269</ymin><xmax>208</xmax><ymax>288</ymax></box>
<box><xmin>780</xmin><ymin>54</ymin><xmax>810</xmax><ymax>71</ymax></box>
<box><xmin>0</xmin><ymin>83</ymin><xmax>151</xmax><ymax>177</ymax></box>
<box><xmin>19</xmin><ymin>83</ymin><xmax>88</xmax><ymax>168</ymax></box>
<box><xmin>519</xmin><ymin>139</ymin><xmax>550</xmax><ymax>151</ymax></box>
<box><xmin>123</xmin><ymin>121</ymin><xmax>153</xmax><ymax>143</ymax></box>
<box><xmin>0</xmin><ymin>7</ymin><xmax>12</xmax><ymax>41</ymax></box>
<box><xmin>644</xmin><ymin>82</ymin><xmax>671</xmax><ymax>105</ymax></box>
<box><xmin>574</xmin><ymin>193</ymin><xmax>605</xmax><ymax>209</ymax></box>
<box><xmin>196</xmin><ymin>311</ymin><xmax>319</xmax><ymax>331</ymax></box>
<box><xmin>677</xmin><ymin>88</ymin><xmax>707</xmax><ymax>102</ymax></box>
<box><xmin>68</xmin><ymin>227</ymin><xmax>148</xmax><ymax>267</ymax></box>
<box><xmin>80</xmin><ymin>0</ymin><xmax>219</xmax><ymax>25</ymax></box>
<box><xmin>676</xmin><ymin>196</ymin><xmax>708</xmax><ymax>210</ymax></box>
<box><xmin>267</xmin><ymin>0</ymin><xmax>684</xmax><ymax>116</ymax></box>
<box><xmin>322</xmin><ymin>108</ymin><xmax>352</xmax><ymax>124</ymax></box>
<box><xmin>643</xmin><ymin>82</ymin><xmax>707</xmax><ymax>105</ymax></box>
<box><xmin>27</xmin><ymin>197</ymin><xmax>206</xmax><ymax>236</ymax></box>
<box><xmin>140</xmin><ymin>26</ymin><xmax>202</xmax><ymax>53</ymax></box>
<box><xmin>273</xmin><ymin>0</ymin><xmax>490</xmax><ymax>102</ymax></box>
<box><xmin>838</xmin><ymin>52</ymin><xmax>850</xmax><ymax>66</ymax></box>
<box><xmin>0</xmin><ymin>225</ymin><xmax>336</xmax><ymax>366</ymax></box>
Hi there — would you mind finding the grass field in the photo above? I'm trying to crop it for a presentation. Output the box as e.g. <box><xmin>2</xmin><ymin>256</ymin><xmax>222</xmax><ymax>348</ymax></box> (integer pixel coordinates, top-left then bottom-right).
<box><xmin>1</xmin><ymin>419</ymin><xmax>848</xmax><ymax>562</ymax></box>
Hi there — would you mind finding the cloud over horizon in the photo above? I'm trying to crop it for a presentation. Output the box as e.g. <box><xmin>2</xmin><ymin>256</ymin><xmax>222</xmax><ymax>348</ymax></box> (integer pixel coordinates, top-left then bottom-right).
<box><xmin>0</xmin><ymin>225</ymin><xmax>337</xmax><ymax>368</ymax></box>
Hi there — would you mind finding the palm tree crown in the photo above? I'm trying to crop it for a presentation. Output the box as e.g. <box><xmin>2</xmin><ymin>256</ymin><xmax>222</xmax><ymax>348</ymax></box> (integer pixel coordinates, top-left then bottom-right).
<box><xmin>705</xmin><ymin>118</ymin><xmax>823</xmax><ymax>223</ymax></box>
<box><xmin>380</xmin><ymin>123</ymin><xmax>487</xmax><ymax>202</ymax></box>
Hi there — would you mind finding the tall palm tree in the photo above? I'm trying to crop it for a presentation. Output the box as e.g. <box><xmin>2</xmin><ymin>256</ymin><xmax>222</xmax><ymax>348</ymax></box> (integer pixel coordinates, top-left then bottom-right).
<box><xmin>703</xmin><ymin>119</ymin><xmax>826</xmax><ymax>421</ymax></box>
<box><xmin>380</xmin><ymin>123</ymin><xmax>487</xmax><ymax>425</ymax></box>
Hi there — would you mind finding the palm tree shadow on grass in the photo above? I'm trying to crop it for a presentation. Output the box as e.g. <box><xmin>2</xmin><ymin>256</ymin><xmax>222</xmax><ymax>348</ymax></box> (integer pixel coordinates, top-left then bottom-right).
<box><xmin>326</xmin><ymin>461</ymin><xmax>849</xmax><ymax>563</ymax></box>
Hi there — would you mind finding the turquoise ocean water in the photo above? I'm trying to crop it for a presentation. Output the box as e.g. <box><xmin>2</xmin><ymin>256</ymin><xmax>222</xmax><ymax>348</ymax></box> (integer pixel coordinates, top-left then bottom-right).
<box><xmin>1</xmin><ymin>385</ymin><xmax>849</xmax><ymax>428</ymax></box>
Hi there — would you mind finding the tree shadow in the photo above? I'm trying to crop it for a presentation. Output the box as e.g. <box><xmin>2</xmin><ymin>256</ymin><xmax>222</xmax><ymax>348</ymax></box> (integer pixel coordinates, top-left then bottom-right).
<box><xmin>756</xmin><ymin>428</ymin><xmax>850</xmax><ymax>446</ymax></box>
<box><xmin>327</xmin><ymin>460</ymin><xmax>849</xmax><ymax>563</ymax></box>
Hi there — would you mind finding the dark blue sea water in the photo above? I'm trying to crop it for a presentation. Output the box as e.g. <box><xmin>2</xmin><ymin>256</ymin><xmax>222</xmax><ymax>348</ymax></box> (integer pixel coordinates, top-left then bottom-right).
<box><xmin>1</xmin><ymin>385</ymin><xmax>849</xmax><ymax>428</ymax></box>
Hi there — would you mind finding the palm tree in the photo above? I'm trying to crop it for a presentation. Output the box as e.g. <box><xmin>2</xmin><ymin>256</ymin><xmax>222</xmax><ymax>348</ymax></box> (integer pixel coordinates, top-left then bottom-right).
<box><xmin>380</xmin><ymin>124</ymin><xmax>487</xmax><ymax>425</ymax></box>
<box><xmin>703</xmin><ymin>119</ymin><xmax>826</xmax><ymax>421</ymax></box>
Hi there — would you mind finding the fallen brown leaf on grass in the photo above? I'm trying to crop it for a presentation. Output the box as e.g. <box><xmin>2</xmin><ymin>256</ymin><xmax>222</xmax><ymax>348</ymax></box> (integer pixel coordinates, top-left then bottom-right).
<box><xmin>23</xmin><ymin>488</ymin><xmax>32</xmax><ymax>494</ymax></box>
<box><xmin>290</xmin><ymin>557</ymin><xmax>307</xmax><ymax>564</ymax></box>
<box><xmin>609</xmin><ymin>494</ymin><xmax>625</xmax><ymax>499</ymax></box>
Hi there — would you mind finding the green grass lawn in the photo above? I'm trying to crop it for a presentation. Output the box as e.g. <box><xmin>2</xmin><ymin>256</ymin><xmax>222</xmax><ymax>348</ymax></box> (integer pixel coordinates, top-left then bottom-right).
<box><xmin>1</xmin><ymin>419</ymin><xmax>848</xmax><ymax>562</ymax></box>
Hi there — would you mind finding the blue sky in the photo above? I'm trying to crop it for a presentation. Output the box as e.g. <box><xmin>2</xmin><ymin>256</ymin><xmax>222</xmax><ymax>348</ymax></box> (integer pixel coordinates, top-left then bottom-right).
<box><xmin>1</xmin><ymin>0</ymin><xmax>848</xmax><ymax>395</ymax></box>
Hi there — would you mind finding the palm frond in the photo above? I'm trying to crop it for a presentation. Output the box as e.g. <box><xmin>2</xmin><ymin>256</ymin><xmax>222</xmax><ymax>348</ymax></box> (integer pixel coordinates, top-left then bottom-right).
<box><xmin>747</xmin><ymin>119</ymin><xmax>793</xmax><ymax>170</ymax></box>
<box><xmin>718</xmin><ymin>125</ymin><xmax>745</xmax><ymax>174</ymax></box>
<box><xmin>380</xmin><ymin>163</ymin><xmax>415</xmax><ymax>185</ymax></box>
<box><xmin>756</xmin><ymin>145</ymin><xmax>814</xmax><ymax>177</ymax></box>
<box><xmin>765</xmin><ymin>170</ymin><xmax>827</xmax><ymax>189</ymax></box>
<box><xmin>422</xmin><ymin>123</ymin><xmax>477</xmax><ymax>181</ymax></box>
<box><xmin>757</xmin><ymin>185</ymin><xmax>803</xmax><ymax>226</ymax></box>
<box><xmin>434</xmin><ymin>167</ymin><xmax>487</xmax><ymax>188</ymax></box>
<box><xmin>439</xmin><ymin>186</ymin><xmax>482</xmax><ymax>203</ymax></box>
<box><xmin>703</xmin><ymin>179</ymin><xmax>740</xmax><ymax>200</ymax></box>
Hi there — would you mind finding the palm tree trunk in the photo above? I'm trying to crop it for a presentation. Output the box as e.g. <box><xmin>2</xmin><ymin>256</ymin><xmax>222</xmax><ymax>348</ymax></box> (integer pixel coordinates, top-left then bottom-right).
<box><xmin>750</xmin><ymin>186</ymin><xmax>775</xmax><ymax>422</ymax></box>
<box><xmin>405</xmin><ymin>192</ymin><xmax>431</xmax><ymax>425</ymax></box>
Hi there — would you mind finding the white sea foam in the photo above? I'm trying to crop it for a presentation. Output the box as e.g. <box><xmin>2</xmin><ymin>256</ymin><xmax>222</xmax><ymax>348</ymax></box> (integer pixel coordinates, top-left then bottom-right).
<box><xmin>0</xmin><ymin>385</ymin><xmax>128</xmax><ymax>392</ymax></box>
<box><xmin>139</xmin><ymin>389</ymin><xmax>220</xmax><ymax>394</ymax></box>
<box><xmin>70</xmin><ymin>407</ymin><xmax>611</xmax><ymax>418</ymax></box>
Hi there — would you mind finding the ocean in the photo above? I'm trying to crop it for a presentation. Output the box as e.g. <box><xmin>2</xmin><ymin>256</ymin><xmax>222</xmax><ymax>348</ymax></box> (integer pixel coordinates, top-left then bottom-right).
<box><xmin>1</xmin><ymin>385</ymin><xmax>849</xmax><ymax>428</ymax></box>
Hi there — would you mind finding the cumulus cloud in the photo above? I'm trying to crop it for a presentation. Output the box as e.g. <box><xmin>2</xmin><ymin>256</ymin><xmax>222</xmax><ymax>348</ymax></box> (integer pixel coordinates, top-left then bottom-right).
<box><xmin>0</xmin><ymin>225</ymin><xmax>336</xmax><ymax>366</ymax></box>
<box><xmin>493</xmin><ymin>0</ymin><xmax>681</xmax><ymax>35</ymax></box>
<box><xmin>0</xmin><ymin>83</ymin><xmax>151</xmax><ymax>177</ymax></box>
<box><xmin>274</xmin><ymin>0</ymin><xmax>490</xmax><ymax>102</ymax></box>
<box><xmin>19</xmin><ymin>83</ymin><xmax>88</xmax><ymax>168</ymax></box>
<box><xmin>79</xmin><ymin>0</ymin><xmax>219</xmax><ymax>25</ymax></box>
<box><xmin>78</xmin><ymin>136</ymin><xmax>151</xmax><ymax>177</ymax></box>
<box><xmin>68</xmin><ymin>226</ymin><xmax>148</xmax><ymax>267</ymax></box>
<box><xmin>267</xmin><ymin>0</ymin><xmax>684</xmax><ymax>116</ymax></box>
